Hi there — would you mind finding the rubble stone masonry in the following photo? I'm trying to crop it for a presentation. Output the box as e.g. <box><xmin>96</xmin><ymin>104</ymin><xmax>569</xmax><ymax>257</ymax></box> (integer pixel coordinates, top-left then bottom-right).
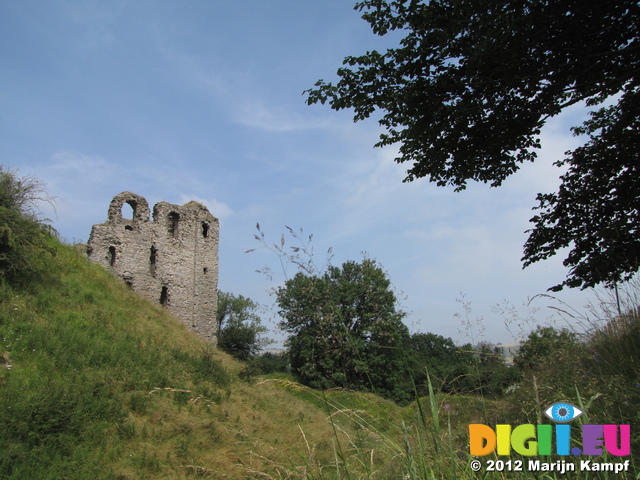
<box><xmin>87</xmin><ymin>192</ymin><xmax>219</xmax><ymax>342</ymax></box>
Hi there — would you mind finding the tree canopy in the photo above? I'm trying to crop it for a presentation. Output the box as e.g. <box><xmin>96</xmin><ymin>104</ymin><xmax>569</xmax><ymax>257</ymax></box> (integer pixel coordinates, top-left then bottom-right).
<box><xmin>276</xmin><ymin>258</ymin><xmax>413</xmax><ymax>403</ymax></box>
<box><xmin>306</xmin><ymin>0</ymin><xmax>640</xmax><ymax>290</ymax></box>
<box><xmin>512</xmin><ymin>325</ymin><xmax>578</xmax><ymax>371</ymax></box>
<box><xmin>216</xmin><ymin>291</ymin><xmax>269</xmax><ymax>360</ymax></box>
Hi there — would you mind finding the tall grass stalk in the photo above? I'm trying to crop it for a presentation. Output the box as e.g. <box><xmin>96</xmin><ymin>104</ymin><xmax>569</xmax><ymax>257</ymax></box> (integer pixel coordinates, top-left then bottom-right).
<box><xmin>446</xmin><ymin>407</ymin><xmax>456</xmax><ymax>480</ymax></box>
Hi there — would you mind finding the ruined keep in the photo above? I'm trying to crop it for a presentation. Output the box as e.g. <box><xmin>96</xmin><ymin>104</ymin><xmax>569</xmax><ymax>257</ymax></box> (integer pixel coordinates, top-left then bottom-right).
<box><xmin>87</xmin><ymin>192</ymin><xmax>219</xmax><ymax>343</ymax></box>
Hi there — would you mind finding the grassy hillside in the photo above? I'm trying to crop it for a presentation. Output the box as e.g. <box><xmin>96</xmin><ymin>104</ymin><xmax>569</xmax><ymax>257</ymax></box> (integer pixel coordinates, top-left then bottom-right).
<box><xmin>1</xmin><ymin>240</ymin><xmax>468</xmax><ymax>479</ymax></box>
<box><xmin>0</xmin><ymin>242</ymin><xmax>343</xmax><ymax>477</ymax></box>
<box><xmin>1</xmin><ymin>207</ymin><xmax>637</xmax><ymax>478</ymax></box>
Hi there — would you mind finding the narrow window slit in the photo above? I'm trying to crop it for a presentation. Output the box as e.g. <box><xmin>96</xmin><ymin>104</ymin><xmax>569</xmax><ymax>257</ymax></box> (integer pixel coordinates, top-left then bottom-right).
<box><xmin>168</xmin><ymin>212</ymin><xmax>180</xmax><ymax>238</ymax></box>
<box><xmin>160</xmin><ymin>286</ymin><xmax>169</xmax><ymax>307</ymax></box>
<box><xmin>108</xmin><ymin>246</ymin><xmax>116</xmax><ymax>267</ymax></box>
<box><xmin>150</xmin><ymin>246</ymin><xmax>158</xmax><ymax>276</ymax></box>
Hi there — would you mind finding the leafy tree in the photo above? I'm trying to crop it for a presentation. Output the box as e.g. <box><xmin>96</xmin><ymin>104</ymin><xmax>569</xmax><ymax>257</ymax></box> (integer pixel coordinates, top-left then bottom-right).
<box><xmin>407</xmin><ymin>332</ymin><xmax>459</xmax><ymax>391</ymax></box>
<box><xmin>216</xmin><ymin>291</ymin><xmax>269</xmax><ymax>360</ymax></box>
<box><xmin>474</xmin><ymin>342</ymin><xmax>520</xmax><ymax>396</ymax></box>
<box><xmin>248</xmin><ymin>351</ymin><xmax>289</xmax><ymax>375</ymax></box>
<box><xmin>276</xmin><ymin>257</ymin><xmax>413</xmax><ymax>403</ymax></box>
<box><xmin>306</xmin><ymin>0</ymin><xmax>640</xmax><ymax>290</ymax></box>
<box><xmin>513</xmin><ymin>325</ymin><xmax>578</xmax><ymax>371</ymax></box>
<box><xmin>523</xmin><ymin>90</ymin><xmax>640</xmax><ymax>290</ymax></box>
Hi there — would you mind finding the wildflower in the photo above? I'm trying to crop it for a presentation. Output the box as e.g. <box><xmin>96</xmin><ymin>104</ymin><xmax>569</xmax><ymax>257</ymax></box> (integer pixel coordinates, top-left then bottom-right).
<box><xmin>444</xmin><ymin>404</ymin><xmax>450</xmax><ymax>411</ymax></box>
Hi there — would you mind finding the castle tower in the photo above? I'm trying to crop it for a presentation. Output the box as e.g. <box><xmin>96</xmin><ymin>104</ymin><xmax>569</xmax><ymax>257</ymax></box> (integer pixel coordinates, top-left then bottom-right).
<box><xmin>87</xmin><ymin>192</ymin><xmax>219</xmax><ymax>342</ymax></box>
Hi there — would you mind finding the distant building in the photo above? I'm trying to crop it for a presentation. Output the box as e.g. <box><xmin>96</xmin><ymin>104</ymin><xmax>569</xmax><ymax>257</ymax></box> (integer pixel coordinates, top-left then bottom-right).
<box><xmin>87</xmin><ymin>192</ymin><xmax>219</xmax><ymax>343</ymax></box>
<box><xmin>495</xmin><ymin>343</ymin><xmax>521</xmax><ymax>365</ymax></box>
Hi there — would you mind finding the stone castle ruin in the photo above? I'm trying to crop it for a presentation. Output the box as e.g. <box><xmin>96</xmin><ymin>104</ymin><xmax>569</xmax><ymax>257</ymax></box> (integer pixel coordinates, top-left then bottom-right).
<box><xmin>87</xmin><ymin>192</ymin><xmax>219</xmax><ymax>343</ymax></box>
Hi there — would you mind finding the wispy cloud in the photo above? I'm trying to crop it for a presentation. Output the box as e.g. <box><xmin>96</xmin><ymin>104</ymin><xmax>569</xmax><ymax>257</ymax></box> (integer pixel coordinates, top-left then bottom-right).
<box><xmin>158</xmin><ymin>44</ymin><xmax>339</xmax><ymax>134</ymax></box>
<box><xmin>49</xmin><ymin>150</ymin><xmax>114</xmax><ymax>179</ymax></box>
<box><xmin>231</xmin><ymin>98</ymin><xmax>331</xmax><ymax>133</ymax></box>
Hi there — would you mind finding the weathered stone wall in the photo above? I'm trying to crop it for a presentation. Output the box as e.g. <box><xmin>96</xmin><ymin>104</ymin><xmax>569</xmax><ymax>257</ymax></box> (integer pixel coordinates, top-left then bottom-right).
<box><xmin>87</xmin><ymin>192</ymin><xmax>219</xmax><ymax>343</ymax></box>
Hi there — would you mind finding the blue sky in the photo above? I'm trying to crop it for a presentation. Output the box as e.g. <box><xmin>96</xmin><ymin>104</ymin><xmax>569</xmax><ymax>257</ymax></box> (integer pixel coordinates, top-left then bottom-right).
<box><xmin>1</xmin><ymin>1</ymin><xmax>605</xmax><ymax>345</ymax></box>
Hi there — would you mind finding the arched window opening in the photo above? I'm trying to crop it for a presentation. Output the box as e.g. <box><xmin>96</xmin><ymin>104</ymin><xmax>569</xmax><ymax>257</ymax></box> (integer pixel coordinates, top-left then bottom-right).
<box><xmin>124</xmin><ymin>225</ymin><xmax>133</xmax><ymax>231</ymax></box>
<box><xmin>203</xmin><ymin>267</ymin><xmax>208</xmax><ymax>275</ymax></box>
<box><xmin>150</xmin><ymin>246</ymin><xmax>158</xmax><ymax>277</ymax></box>
<box><xmin>168</xmin><ymin>212</ymin><xmax>180</xmax><ymax>238</ymax></box>
<box><xmin>108</xmin><ymin>246</ymin><xmax>116</xmax><ymax>267</ymax></box>
<box><xmin>202</xmin><ymin>222</ymin><xmax>209</xmax><ymax>238</ymax></box>
<box><xmin>121</xmin><ymin>200</ymin><xmax>136</xmax><ymax>220</ymax></box>
<box><xmin>160</xmin><ymin>286</ymin><xmax>169</xmax><ymax>307</ymax></box>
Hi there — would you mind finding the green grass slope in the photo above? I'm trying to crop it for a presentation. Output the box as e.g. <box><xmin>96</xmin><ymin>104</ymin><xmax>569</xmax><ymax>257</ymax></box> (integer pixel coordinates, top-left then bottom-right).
<box><xmin>0</xmin><ymin>241</ymin><xmax>425</xmax><ymax>479</ymax></box>
<box><xmin>8</xmin><ymin>238</ymin><xmax>637</xmax><ymax>480</ymax></box>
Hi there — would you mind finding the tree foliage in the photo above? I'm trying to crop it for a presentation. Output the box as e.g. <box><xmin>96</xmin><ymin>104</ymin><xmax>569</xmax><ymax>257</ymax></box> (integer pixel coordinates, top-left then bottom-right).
<box><xmin>512</xmin><ymin>325</ymin><xmax>578</xmax><ymax>371</ymax></box>
<box><xmin>523</xmin><ymin>88</ymin><xmax>640</xmax><ymax>290</ymax></box>
<box><xmin>405</xmin><ymin>334</ymin><xmax>520</xmax><ymax>397</ymax></box>
<box><xmin>216</xmin><ymin>291</ymin><xmax>269</xmax><ymax>360</ymax></box>
<box><xmin>306</xmin><ymin>0</ymin><xmax>640</xmax><ymax>290</ymax></box>
<box><xmin>407</xmin><ymin>332</ymin><xmax>459</xmax><ymax>390</ymax></box>
<box><xmin>276</xmin><ymin>258</ymin><xmax>413</xmax><ymax>403</ymax></box>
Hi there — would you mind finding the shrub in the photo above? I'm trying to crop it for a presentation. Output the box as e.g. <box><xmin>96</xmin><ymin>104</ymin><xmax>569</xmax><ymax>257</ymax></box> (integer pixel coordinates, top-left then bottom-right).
<box><xmin>0</xmin><ymin>167</ymin><xmax>56</xmax><ymax>286</ymax></box>
<box><xmin>249</xmin><ymin>351</ymin><xmax>288</xmax><ymax>374</ymax></box>
<box><xmin>586</xmin><ymin>310</ymin><xmax>640</xmax><ymax>450</ymax></box>
<box><xmin>0</xmin><ymin>166</ymin><xmax>51</xmax><ymax>218</ymax></box>
<box><xmin>216</xmin><ymin>290</ymin><xmax>270</xmax><ymax>360</ymax></box>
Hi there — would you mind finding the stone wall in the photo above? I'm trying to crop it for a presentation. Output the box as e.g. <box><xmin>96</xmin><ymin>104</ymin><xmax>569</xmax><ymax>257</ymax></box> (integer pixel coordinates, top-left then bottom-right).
<box><xmin>87</xmin><ymin>192</ymin><xmax>219</xmax><ymax>342</ymax></box>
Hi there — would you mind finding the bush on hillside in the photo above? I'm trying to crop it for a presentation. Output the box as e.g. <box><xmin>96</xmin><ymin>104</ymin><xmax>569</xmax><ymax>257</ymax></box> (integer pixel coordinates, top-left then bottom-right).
<box><xmin>216</xmin><ymin>290</ymin><xmax>270</xmax><ymax>360</ymax></box>
<box><xmin>0</xmin><ymin>167</ymin><xmax>56</xmax><ymax>286</ymax></box>
<box><xmin>406</xmin><ymin>332</ymin><xmax>460</xmax><ymax>392</ymax></box>
<box><xmin>0</xmin><ymin>167</ymin><xmax>51</xmax><ymax>218</ymax></box>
